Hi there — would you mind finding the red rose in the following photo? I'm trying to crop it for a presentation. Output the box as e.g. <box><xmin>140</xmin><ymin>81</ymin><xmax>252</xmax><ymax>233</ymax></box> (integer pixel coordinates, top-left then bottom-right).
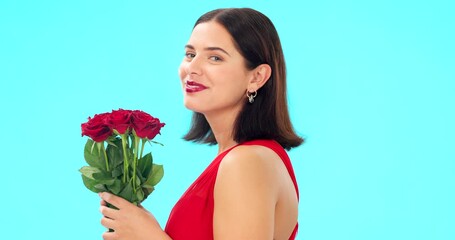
<box><xmin>109</xmin><ymin>109</ymin><xmax>132</xmax><ymax>134</ymax></box>
<box><xmin>131</xmin><ymin>110</ymin><xmax>165</xmax><ymax>139</ymax></box>
<box><xmin>81</xmin><ymin>112</ymin><xmax>112</xmax><ymax>142</ymax></box>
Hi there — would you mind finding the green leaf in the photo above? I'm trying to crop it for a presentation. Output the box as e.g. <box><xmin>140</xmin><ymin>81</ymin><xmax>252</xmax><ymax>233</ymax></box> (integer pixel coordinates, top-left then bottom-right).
<box><xmin>93</xmin><ymin>171</ymin><xmax>115</xmax><ymax>185</ymax></box>
<box><xmin>134</xmin><ymin>175</ymin><xmax>142</xmax><ymax>188</ymax></box>
<box><xmin>136</xmin><ymin>188</ymin><xmax>145</xmax><ymax>203</ymax></box>
<box><xmin>111</xmin><ymin>166</ymin><xmax>123</xmax><ymax>178</ymax></box>
<box><xmin>106</xmin><ymin>140</ymin><xmax>118</xmax><ymax>148</ymax></box>
<box><xmin>142</xmin><ymin>185</ymin><xmax>155</xmax><ymax>196</ymax></box>
<box><xmin>118</xmin><ymin>180</ymin><xmax>134</xmax><ymax>203</ymax></box>
<box><xmin>144</xmin><ymin>164</ymin><xmax>164</xmax><ymax>187</ymax></box>
<box><xmin>138</xmin><ymin>153</ymin><xmax>153</xmax><ymax>180</ymax></box>
<box><xmin>79</xmin><ymin>166</ymin><xmax>115</xmax><ymax>185</ymax></box>
<box><xmin>79</xmin><ymin>166</ymin><xmax>101</xmax><ymax>179</ymax></box>
<box><xmin>81</xmin><ymin>175</ymin><xmax>102</xmax><ymax>193</ymax></box>
<box><xmin>92</xmin><ymin>170</ymin><xmax>111</xmax><ymax>180</ymax></box>
<box><xmin>106</xmin><ymin>138</ymin><xmax>124</xmax><ymax>168</ymax></box>
<box><xmin>80</xmin><ymin>166</ymin><xmax>113</xmax><ymax>192</ymax></box>
<box><xmin>106</xmin><ymin>179</ymin><xmax>123</xmax><ymax>195</ymax></box>
<box><xmin>83</xmin><ymin>139</ymin><xmax>105</xmax><ymax>170</ymax></box>
<box><xmin>94</xmin><ymin>184</ymin><xmax>107</xmax><ymax>191</ymax></box>
<box><xmin>149</xmin><ymin>140</ymin><xmax>164</xmax><ymax>146</ymax></box>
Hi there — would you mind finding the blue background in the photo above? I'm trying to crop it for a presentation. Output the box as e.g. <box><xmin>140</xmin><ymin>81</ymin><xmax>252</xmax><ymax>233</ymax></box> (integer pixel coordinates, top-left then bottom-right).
<box><xmin>1</xmin><ymin>0</ymin><xmax>454</xmax><ymax>239</ymax></box>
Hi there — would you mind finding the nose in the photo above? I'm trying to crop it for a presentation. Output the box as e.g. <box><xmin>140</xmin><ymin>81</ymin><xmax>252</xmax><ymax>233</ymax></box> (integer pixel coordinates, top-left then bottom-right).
<box><xmin>184</xmin><ymin>55</ymin><xmax>203</xmax><ymax>76</ymax></box>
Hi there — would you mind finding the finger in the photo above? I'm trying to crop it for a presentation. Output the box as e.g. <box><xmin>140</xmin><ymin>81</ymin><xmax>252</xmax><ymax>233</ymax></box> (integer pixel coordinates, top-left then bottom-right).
<box><xmin>99</xmin><ymin>192</ymin><xmax>129</xmax><ymax>209</ymax></box>
<box><xmin>100</xmin><ymin>215</ymin><xmax>116</xmax><ymax>229</ymax></box>
<box><xmin>100</xmin><ymin>205</ymin><xmax>118</xmax><ymax>219</ymax></box>
<box><xmin>100</xmin><ymin>199</ymin><xmax>106</xmax><ymax>206</ymax></box>
<box><xmin>102</xmin><ymin>231</ymin><xmax>117</xmax><ymax>240</ymax></box>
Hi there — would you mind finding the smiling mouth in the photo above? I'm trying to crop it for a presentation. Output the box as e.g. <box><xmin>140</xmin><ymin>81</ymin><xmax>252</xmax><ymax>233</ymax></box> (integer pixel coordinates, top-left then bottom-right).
<box><xmin>185</xmin><ymin>80</ymin><xmax>207</xmax><ymax>93</ymax></box>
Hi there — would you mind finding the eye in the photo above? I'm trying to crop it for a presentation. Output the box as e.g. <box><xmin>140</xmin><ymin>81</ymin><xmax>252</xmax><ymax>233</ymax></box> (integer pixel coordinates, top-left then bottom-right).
<box><xmin>209</xmin><ymin>56</ymin><xmax>222</xmax><ymax>62</ymax></box>
<box><xmin>185</xmin><ymin>52</ymin><xmax>196</xmax><ymax>59</ymax></box>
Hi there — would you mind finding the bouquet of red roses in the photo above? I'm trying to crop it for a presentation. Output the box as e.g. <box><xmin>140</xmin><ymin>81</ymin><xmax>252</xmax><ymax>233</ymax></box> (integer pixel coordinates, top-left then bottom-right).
<box><xmin>80</xmin><ymin>109</ymin><xmax>165</xmax><ymax>205</ymax></box>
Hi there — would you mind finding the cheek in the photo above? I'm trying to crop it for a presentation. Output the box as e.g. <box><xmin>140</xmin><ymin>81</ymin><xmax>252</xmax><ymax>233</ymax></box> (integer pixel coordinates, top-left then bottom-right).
<box><xmin>178</xmin><ymin>62</ymin><xmax>187</xmax><ymax>81</ymax></box>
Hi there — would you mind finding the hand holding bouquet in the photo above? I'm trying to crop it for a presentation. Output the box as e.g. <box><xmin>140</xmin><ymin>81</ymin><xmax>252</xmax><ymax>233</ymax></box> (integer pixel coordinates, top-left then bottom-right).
<box><xmin>80</xmin><ymin>109</ymin><xmax>165</xmax><ymax>205</ymax></box>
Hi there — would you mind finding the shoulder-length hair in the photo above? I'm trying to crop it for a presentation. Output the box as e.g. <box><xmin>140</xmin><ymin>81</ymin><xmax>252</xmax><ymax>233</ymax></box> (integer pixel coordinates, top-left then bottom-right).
<box><xmin>183</xmin><ymin>8</ymin><xmax>303</xmax><ymax>150</ymax></box>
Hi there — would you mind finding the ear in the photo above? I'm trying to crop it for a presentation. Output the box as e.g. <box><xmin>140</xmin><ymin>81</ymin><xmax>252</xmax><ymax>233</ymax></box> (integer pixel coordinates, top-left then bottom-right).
<box><xmin>247</xmin><ymin>64</ymin><xmax>272</xmax><ymax>91</ymax></box>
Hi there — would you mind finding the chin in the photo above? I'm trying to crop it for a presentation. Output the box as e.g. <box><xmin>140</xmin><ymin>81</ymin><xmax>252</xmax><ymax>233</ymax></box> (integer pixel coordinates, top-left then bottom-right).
<box><xmin>183</xmin><ymin>99</ymin><xmax>204</xmax><ymax>113</ymax></box>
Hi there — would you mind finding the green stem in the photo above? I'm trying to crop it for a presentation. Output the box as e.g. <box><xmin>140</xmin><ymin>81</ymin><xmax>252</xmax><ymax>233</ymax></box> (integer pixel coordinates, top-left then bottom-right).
<box><xmin>102</xmin><ymin>143</ymin><xmax>109</xmax><ymax>171</ymax></box>
<box><xmin>132</xmin><ymin>135</ymin><xmax>140</xmax><ymax>194</ymax></box>
<box><xmin>121</xmin><ymin>134</ymin><xmax>129</xmax><ymax>183</ymax></box>
<box><xmin>140</xmin><ymin>139</ymin><xmax>146</xmax><ymax>160</ymax></box>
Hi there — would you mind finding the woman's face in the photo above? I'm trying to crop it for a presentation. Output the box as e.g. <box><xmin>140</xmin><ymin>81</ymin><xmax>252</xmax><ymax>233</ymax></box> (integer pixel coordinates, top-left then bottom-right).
<box><xmin>179</xmin><ymin>21</ymin><xmax>253</xmax><ymax>116</ymax></box>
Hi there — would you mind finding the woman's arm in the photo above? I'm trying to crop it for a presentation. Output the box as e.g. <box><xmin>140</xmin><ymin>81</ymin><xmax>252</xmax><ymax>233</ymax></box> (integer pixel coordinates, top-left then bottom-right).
<box><xmin>99</xmin><ymin>192</ymin><xmax>172</xmax><ymax>240</ymax></box>
<box><xmin>213</xmin><ymin>145</ymin><xmax>280</xmax><ymax>240</ymax></box>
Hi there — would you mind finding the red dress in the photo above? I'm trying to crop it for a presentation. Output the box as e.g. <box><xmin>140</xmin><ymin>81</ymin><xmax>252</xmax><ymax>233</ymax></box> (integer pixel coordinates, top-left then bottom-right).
<box><xmin>164</xmin><ymin>139</ymin><xmax>299</xmax><ymax>240</ymax></box>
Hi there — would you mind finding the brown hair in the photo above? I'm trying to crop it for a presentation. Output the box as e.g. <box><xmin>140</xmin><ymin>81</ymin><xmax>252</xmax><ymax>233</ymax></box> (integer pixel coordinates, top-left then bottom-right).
<box><xmin>183</xmin><ymin>8</ymin><xmax>303</xmax><ymax>150</ymax></box>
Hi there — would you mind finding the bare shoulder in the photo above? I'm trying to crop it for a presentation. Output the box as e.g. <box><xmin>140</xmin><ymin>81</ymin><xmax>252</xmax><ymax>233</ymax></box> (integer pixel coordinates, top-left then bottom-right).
<box><xmin>219</xmin><ymin>145</ymin><xmax>281</xmax><ymax>177</ymax></box>
<box><xmin>214</xmin><ymin>144</ymin><xmax>298</xmax><ymax>239</ymax></box>
<box><xmin>213</xmin><ymin>145</ymin><xmax>282</xmax><ymax>239</ymax></box>
<box><xmin>216</xmin><ymin>144</ymin><xmax>283</xmax><ymax>196</ymax></box>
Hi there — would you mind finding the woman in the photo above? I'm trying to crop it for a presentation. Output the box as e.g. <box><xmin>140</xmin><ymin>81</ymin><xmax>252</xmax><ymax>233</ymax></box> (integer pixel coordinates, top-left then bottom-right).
<box><xmin>99</xmin><ymin>8</ymin><xmax>303</xmax><ymax>240</ymax></box>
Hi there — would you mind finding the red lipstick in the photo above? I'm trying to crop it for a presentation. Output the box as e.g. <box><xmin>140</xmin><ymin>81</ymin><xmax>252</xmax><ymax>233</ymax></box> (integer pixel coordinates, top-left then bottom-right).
<box><xmin>185</xmin><ymin>80</ymin><xmax>207</xmax><ymax>93</ymax></box>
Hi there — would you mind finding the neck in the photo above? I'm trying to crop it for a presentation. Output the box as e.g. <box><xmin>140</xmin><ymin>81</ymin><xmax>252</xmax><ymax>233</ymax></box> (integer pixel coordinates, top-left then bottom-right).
<box><xmin>203</xmin><ymin>107</ymin><xmax>242</xmax><ymax>155</ymax></box>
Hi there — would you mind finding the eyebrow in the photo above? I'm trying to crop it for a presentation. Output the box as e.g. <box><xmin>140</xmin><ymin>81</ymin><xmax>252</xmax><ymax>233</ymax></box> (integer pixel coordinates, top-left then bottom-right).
<box><xmin>185</xmin><ymin>44</ymin><xmax>231</xmax><ymax>56</ymax></box>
